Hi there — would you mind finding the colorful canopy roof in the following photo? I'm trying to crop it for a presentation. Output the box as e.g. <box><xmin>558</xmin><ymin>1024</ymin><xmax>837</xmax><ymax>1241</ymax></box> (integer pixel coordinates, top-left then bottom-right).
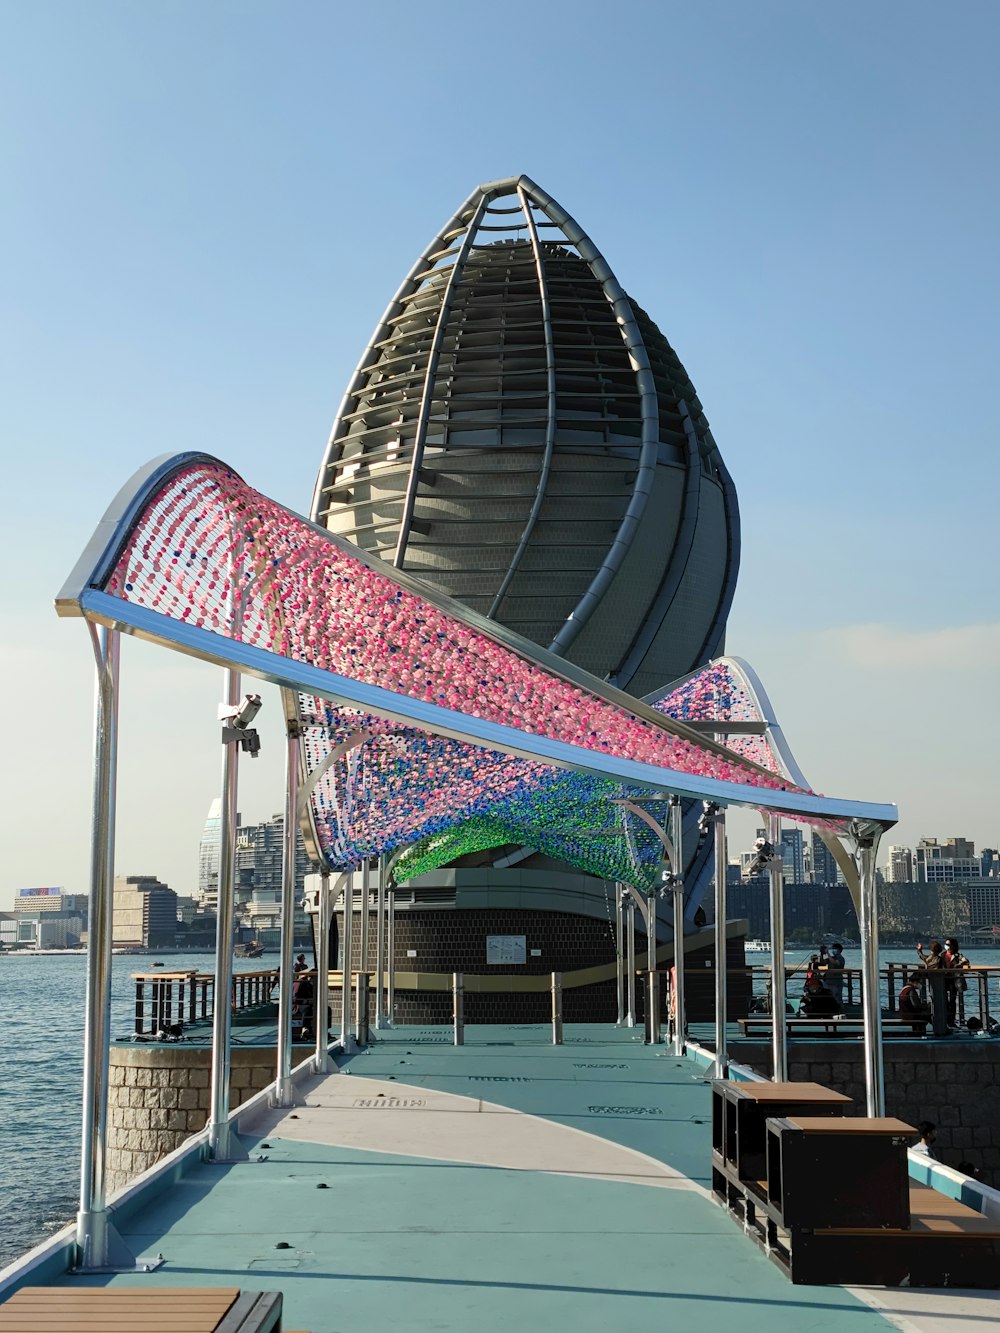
<box><xmin>58</xmin><ymin>454</ymin><xmax>896</xmax><ymax>872</ymax></box>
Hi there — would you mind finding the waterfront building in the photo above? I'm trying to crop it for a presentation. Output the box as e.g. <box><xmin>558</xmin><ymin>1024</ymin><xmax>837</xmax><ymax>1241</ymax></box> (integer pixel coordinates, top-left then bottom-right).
<box><xmin>111</xmin><ymin>875</ymin><xmax>178</xmax><ymax>950</ymax></box>
<box><xmin>779</xmin><ymin>828</ymin><xmax>806</xmax><ymax>882</ymax></box>
<box><xmin>810</xmin><ymin>832</ymin><xmax>845</xmax><ymax>886</ymax></box>
<box><xmin>915</xmin><ymin>836</ymin><xmax>979</xmax><ymax>883</ymax></box>
<box><xmin>309</xmin><ymin>175</ymin><xmax>741</xmax><ymax>1016</ymax></box>
<box><xmin>0</xmin><ymin>911</ymin><xmax>15</xmax><ymax>946</ymax></box>
<box><xmin>197</xmin><ymin>798</ymin><xmax>223</xmax><ymax>910</ymax></box>
<box><xmin>886</xmin><ymin>845</ymin><xmax>914</xmax><ymax>883</ymax></box>
<box><xmin>981</xmin><ymin>848</ymin><xmax>999</xmax><ymax>879</ymax></box>
<box><xmin>12</xmin><ymin>887</ymin><xmax>88</xmax><ymax>948</ymax></box>
<box><xmin>13</xmin><ymin>887</ymin><xmax>88</xmax><ymax>916</ymax></box>
<box><xmin>235</xmin><ymin>812</ymin><xmax>311</xmax><ymax>946</ymax></box>
<box><xmin>966</xmin><ymin>879</ymin><xmax>1000</xmax><ymax>931</ymax></box>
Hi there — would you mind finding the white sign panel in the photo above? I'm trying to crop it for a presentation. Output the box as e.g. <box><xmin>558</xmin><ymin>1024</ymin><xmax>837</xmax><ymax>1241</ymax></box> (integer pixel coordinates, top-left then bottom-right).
<box><xmin>486</xmin><ymin>934</ymin><xmax>526</xmax><ymax>966</ymax></box>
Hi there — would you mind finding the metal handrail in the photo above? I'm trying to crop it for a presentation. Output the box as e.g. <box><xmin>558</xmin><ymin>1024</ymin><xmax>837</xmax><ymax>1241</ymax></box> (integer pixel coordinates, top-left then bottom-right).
<box><xmin>131</xmin><ymin>967</ymin><xmax>280</xmax><ymax>1035</ymax></box>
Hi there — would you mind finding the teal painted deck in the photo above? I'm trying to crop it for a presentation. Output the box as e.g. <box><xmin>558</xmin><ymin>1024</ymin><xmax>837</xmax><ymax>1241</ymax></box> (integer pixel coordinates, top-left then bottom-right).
<box><xmin>56</xmin><ymin>1026</ymin><xmax>905</xmax><ymax>1331</ymax></box>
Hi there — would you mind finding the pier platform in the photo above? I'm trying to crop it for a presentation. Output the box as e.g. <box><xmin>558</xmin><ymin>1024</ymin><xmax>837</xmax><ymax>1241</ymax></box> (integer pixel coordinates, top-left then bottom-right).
<box><xmin>29</xmin><ymin>1026</ymin><xmax>1000</xmax><ymax>1332</ymax></box>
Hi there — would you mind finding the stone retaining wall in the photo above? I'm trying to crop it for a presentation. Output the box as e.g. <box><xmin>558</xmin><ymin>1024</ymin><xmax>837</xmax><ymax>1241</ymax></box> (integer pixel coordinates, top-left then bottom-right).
<box><xmin>107</xmin><ymin>1043</ymin><xmax>310</xmax><ymax>1194</ymax></box>
<box><xmin>736</xmin><ymin>1040</ymin><xmax>1000</xmax><ymax>1187</ymax></box>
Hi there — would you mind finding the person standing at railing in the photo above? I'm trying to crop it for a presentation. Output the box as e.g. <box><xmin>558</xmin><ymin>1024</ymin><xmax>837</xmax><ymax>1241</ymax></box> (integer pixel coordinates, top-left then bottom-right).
<box><xmin>820</xmin><ymin>942</ymin><xmax>846</xmax><ymax>1010</ymax></box>
<box><xmin>943</xmin><ymin>937</ymin><xmax>970</xmax><ymax>1028</ymax></box>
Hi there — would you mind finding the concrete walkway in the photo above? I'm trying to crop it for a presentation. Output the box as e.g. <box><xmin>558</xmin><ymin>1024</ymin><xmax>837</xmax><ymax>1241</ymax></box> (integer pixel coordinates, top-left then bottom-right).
<box><xmin>51</xmin><ymin>1025</ymin><xmax>1000</xmax><ymax>1332</ymax></box>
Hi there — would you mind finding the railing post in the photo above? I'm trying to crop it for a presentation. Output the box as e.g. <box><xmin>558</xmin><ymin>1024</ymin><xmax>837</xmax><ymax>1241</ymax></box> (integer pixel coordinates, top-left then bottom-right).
<box><xmin>272</xmin><ymin>722</ymin><xmax>302</xmax><ymax>1108</ymax></box>
<box><xmin>551</xmin><ymin>972</ymin><xmax>564</xmax><ymax>1044</ymax></box>
<box><xmin>134</xmin><ymin>979</ymin><xmax>144</xmax><ymax>1036</ymax></box>
<box><xmin>360</xmin><ymin>858</ymin><xmax>371</xmax><ymax>982</ymax></box>
<box><xmin>188</xmin><ymin>974</ymin><xmax>197</xmax><ymax>1026</ymax></box>
<box><xmin>453</xmin><ymin>972</ymin><xmax>464</xmax><ymax>1046</ymax></box>
<box><xmin>645</xmin><ymin>884</ymin><xmax>658</xmax><ymax>1045</ymax></box>
<box><xmin>852</xmin><ymin>826</ymin><xmax>885</xmax><ymax>1116</ymax></box>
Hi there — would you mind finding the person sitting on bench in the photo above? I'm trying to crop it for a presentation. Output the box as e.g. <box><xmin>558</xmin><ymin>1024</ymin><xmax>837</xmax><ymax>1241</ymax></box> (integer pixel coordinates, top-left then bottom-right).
<box><xmin>898</xmin><ymin>971</ymin><xmax>931</xmax><ymax>1022</ymax></box>
<box><xmin>800</xmin><ymin>972</ymin><xmax>840</xmax><ymax>1017</ymax></box>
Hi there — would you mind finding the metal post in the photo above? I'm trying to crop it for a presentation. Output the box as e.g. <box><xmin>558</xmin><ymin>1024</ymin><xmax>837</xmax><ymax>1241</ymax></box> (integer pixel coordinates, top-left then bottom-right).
<box><xmin>614</xmin><ymin>882</ymin><xmax>625</xmax><ymax>1026</ymax></box>
<box><xmin>207</xmin><ymin>665</ymin><xmax>247</xmax><ymax>1161</ymax></box>
<box><xmin>76</xmin><ymin>627</ymin><xmax>139</xmax><ymax>1271</ymax></box>
<box><xmin>453</xmin><ymin>972</ymin><xmax>464</xmax><ymax>1045</ymax></box>
<box><xmin>647</xmin><ymin>970</ymin><xmax>660</xmax><ymax>1045</ymax></box>
<box><xmin>273</xmin><ymin>725</ymin><xmax>301</xmax><ymax>1107</ymax></box>
<box><xmin>854</xmin><ymin>828</ymin><xmax>885</xmax><ymax>1116</ymax></box>
<box><xmin>360</xmin><ymin>858</ymin><xmax>371</xmax><ymax>981</ymax></box>
<box><xmin>670</xmin><ymin>797</ymin><xmax>686</xmax><ymax>1056</ymax></box>
<box><xmin>767</xmin><ymin>812</ymin><xmax>787</xmax><ymax>1081</ymax></box>
<box><xmin>551</xmin><ymin>972</ymin><xmax>563</xmax><ymax>1044</ymax></box>
<box><xmin>375</xmin><ymin>854</ymin><xmax>388</xmax><ymax>1028</ymax></box>
<box><xmin>313</xmin><ymin>870</ymin><xmax>331</xmax><ymax>1075</ymax></box>
<box><xmin>713</xmin><ymin>809</ymin><xmax>729</xmax><ymax>1077</ymax></box>
<box><xmin>386</xmin><ymin>883</ymin><xmax>396</xmax><ymax>1025</ymax></box>
<box><xmin>340</xmin><ymin>869</ymin><xmax>355</xmax><ymax>1051</ymax></box>
<box><xmin>626</xmin><ymin>896</ymin><xmax>637</xmax><ymax>1027</ymax></box>
<box><xmin>355</xmin><ymin>972</ymin><xmax>370</xmax><ymax>1046</ymax></box>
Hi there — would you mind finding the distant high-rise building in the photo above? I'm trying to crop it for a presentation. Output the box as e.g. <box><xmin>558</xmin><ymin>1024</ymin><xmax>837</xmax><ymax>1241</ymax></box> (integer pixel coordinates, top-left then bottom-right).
<box><xmin>779</xmin><ymin>828</ymin><xmax>806</xmax><ymax>883</ymax></box>
<box><xmin>810</xmin><ymin>833</ymin><xmax>843</xmax><ymax>886</ymax></box>
<box><xmin>112</xmin><ymin>875</ymin><xmax>178</xmax><ymax>949</ymax></box>
<box><xmin>980</xmin><ymin>849</ymin><xmax>998</xmax><ymax>879</ymax></box>
<box><xmin>915</xmin><ymin>837</ymin><xmax>979</xmax><ymax>884</ymax></box>
<box><xmin>235</xmin><ymin>813</ymin><xmax>312</xmax><ymax>945</ymax></box>
<box><xmin>198</xmin><ymin>799</ymin><xmax>222</xmax><ymax>909</ymax></box>
<box><xmin>886</xmin><ymin>846</ymin><xmax>913</xmax><ymax>883</ymax></box>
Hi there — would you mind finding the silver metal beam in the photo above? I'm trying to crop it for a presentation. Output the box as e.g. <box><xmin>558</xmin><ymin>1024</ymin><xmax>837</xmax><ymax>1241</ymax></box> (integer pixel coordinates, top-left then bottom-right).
<box><xmin>713</xmin><ymin>810</ymin><xmax>729</xmax><ymax>1078</ymax></box>
<box><xmin>273</xmin><ymin>725</ymin><xmax>301</xmax><ymax>1107</ymax></box>
<box><xmin>767</xmin><ymin>812</ymin><xmax>788</xmax><ymax>1081</ymax></box>
<box><xmin>853</xmin><ymin>824</ymin><xmax>885</xmax><ymax>1115</ymax></box>
<box><xmin>360</xmin><ymin>858</ymin><xmax>371</xmax><ymax>993</ymax></box>
<box><xmin>670</xmin><ymin>797</ymin><xmax>686</xmax><ymax>1056</ymax></box>
<box><xmin>386</xmin><ymin>883</ymin><xmax>396</xmax><ymax>1026</ymax></box>
<box><xmin>75</xmin><ymin>626</ymin><xmax>139</xmax><ymax>1271</ymax></box>
<box><xmin>625</xmin><ymin>897</ymin><xmax>636</xmax><ymax>1027</ymax></box>
<box><xmin>375</xmin><ymin>854</ymin><xmax>388</xmax><ymax>1028</ymax></box>
<box><xmin>313</xmin><ymin>871</ymin><xmax>331</xmax><ymax>1075</ymax></box>
<box><xmin>615</xmin><ymin>883</ymin><xmax>625</xmax><ymax>1026</ymax></box>
<box><xmin>207</xmin><ymin>664</ymin><xmax>247</xmax><ymax>1161</ymax></box>
<box><xmin>340</xmin><ymin>869</ymin><xmax>355</xmax><ymax>1052</ymax></box>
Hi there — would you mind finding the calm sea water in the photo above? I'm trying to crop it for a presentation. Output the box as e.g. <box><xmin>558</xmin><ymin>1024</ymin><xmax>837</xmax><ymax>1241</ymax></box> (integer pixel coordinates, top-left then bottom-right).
<box><xmin>0</xmin><ymin>952</ymin><xmax>268</xmax><ymax>1269</ymax></box>
<box><xmin>2</xmin><ymin>945</ymin><xmax>998</xmax><ymax>1268</ymax></box>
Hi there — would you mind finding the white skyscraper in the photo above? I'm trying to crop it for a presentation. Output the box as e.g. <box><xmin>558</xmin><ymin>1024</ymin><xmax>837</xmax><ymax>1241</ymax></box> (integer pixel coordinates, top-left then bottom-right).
<box><xmin>197</xmin><ymin>798</ymin><xmax>222</xmax><ymax>909</ymax></box>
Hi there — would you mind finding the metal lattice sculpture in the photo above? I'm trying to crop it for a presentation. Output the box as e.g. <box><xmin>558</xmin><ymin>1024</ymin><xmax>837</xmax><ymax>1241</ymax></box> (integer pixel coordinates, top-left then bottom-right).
<box><xmin>312</xmin><ymin>175</ymin><xmax>739</xmax><ymax>696</ymax></box>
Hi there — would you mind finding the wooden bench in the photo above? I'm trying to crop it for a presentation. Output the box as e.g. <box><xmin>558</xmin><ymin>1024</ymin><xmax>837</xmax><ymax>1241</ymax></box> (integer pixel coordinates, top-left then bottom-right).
<box><xmin>737</xmin><ymin>1016</ymin><xmax>928</xmax><ymax>1039</ymax></box>
<box><xmin>779</xmin><ymin>1185</ymin><xmax>1000</xmax><ymax>1286</ymax></box>
<box><xmin>0</xmin><ymin>1287</ymin><xmax>282</xmax><ymax>1332</ymax></box>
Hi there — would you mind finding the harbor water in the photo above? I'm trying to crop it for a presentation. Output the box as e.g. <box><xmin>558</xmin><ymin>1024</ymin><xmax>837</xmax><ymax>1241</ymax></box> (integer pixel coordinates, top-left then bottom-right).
<box><xmin>2</xmin><ymin>945</ymin><xmax>998</xmax><ymax>1268</ymax></box>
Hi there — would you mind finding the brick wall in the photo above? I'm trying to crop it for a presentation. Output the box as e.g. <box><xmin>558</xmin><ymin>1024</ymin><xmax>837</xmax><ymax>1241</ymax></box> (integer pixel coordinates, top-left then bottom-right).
<box><xmin>107</xmin><ymin>1043</ymin><xmax>309</xmax><ymax>1194</ymax></box>
<box><xmin>736</xmin><ymin>1040</ymin><xmax>1000</xmax><ymax>1187</ymax></box>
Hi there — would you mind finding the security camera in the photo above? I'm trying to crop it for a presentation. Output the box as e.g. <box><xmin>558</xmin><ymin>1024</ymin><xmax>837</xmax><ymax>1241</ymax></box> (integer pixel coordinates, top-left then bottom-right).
<box><xmin>219</xmin><ymin>694</ymin><xmax>262</xmax><ymax>729</ymax></box>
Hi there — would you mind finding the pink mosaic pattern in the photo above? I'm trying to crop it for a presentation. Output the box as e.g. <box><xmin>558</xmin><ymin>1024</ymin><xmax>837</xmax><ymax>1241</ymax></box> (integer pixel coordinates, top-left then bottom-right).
<box><xmin>103</xmin><ymin>462</ymin><xmax>824</xmax><ymax>862</ymax></box>
<box><xmin>653</xmin><ymin>661</ymin><xmax>781</xmax><ymax>774</ymax></box>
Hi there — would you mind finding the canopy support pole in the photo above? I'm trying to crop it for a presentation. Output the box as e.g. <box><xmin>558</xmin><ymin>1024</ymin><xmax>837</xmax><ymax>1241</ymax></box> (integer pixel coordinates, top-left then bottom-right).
<box><xmin>75</xmin><ymin>627</ymin><xmax>145</xmax><ymax>1272</ymax></box>
<box><xmin>713</xmin><ymin>808</ymin><xmax>729</xmax><ymax>1078</ymax></box>
<box><xmin>615</xmin><ymin>882</ymin><xmax>626</xmax><ymax>1026</ymax></box>
<box><xmin>669</xmin><ymin>796</ymin><xmax>686</xmax><ymax>1056</ymax></box>
<box><xmin>341</xmin><ymin>869</ymin><xmax>356</xmax><ymax>1051</ymax></box>
<box><xmin>851</xmin><ymin>823</ymin><xmax>885</xmax><ymax>1115</ymax></box>
<box><xmin>313</xmin><ymin>870</ymin><xmax>332</xmax><ymax>1074</ymax></box>
<box><xmin>625</xmin><ymin>896</ymin><xmax>636</xmax><ymax>1027</ymax></box>
<box><xmin>206</xmin><ymin>663</ymin><xmax>249</xmax><ymax>1161</ymax></box>
<box><xmin>273</xmin><ymin>722</ymin><xmax>302</xmax><ymax>1107</ymax></box>
<box><xmin>360</xmin><ymin>858</ymin><xmax>371</xmax><ymax>1035</ymax></box>
<box><xmin>767</xmin><ymin>812</ymin><xmax>788</xmax><ymax>1081</ymax></box>
<box><xmin>375</xmin><ymin>854</ymin><xmax>388</xmax><ymax>1028</ymax></box>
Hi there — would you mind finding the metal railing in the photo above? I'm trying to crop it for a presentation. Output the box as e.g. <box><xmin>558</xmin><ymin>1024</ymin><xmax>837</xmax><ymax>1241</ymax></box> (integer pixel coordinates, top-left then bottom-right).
<box><xmin>739</xmin><ymin>964</ymin><xmax>998</xmax><ymax>1029</ymax></box>
<box><xmin>132</xmin><ymin>967</ymin><xmax>280</xmax><ymax>1035</ymax></box>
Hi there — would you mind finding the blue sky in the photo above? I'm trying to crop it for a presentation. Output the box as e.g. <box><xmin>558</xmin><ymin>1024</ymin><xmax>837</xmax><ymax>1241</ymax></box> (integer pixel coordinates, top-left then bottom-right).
<box><xmin>1</xmin><ymin>1</ymin><xmax>998</xmax><ymax>906</ymax></box>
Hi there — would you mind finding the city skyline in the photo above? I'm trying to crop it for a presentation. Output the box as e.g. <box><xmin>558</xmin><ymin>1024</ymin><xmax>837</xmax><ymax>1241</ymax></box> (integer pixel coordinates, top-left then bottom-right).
<box><xmin>2</xmin><ymin>3</ymin><xmax>999</xmax><ymax>908</ymax></box>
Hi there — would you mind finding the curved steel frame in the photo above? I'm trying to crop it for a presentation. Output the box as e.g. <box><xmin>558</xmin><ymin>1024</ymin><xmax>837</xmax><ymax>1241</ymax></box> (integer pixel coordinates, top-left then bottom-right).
<box><xmin>311</xmin><ymin>174</ymin><xmax>736</xmax><ymax>683</ymax></box>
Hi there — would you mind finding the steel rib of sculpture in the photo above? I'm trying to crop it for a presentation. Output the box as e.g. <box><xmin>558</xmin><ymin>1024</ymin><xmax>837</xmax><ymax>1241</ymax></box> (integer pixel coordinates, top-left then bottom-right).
<box><xmin>58</xmin><ymin>453</ymin><xmax>897</xmax><ymax>872</ymax></box>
